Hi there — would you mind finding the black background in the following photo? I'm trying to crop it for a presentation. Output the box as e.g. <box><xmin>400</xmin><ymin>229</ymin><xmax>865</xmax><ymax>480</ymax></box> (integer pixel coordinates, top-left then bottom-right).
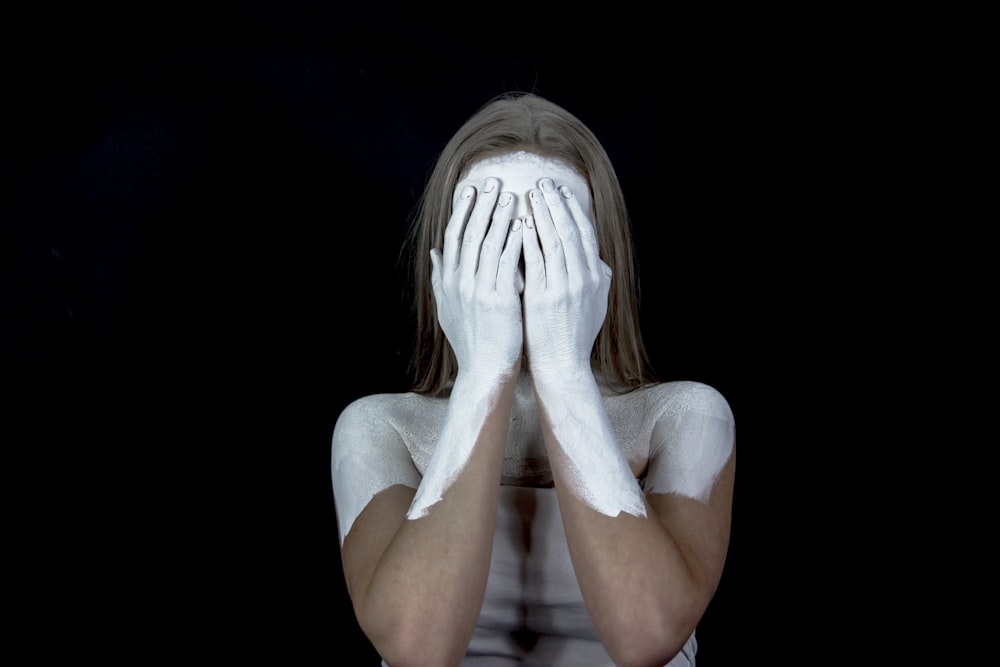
<box><xmin>3</xmin><ymin>3</ymin><xmax>841</xmax><ymax>663</ymax></box>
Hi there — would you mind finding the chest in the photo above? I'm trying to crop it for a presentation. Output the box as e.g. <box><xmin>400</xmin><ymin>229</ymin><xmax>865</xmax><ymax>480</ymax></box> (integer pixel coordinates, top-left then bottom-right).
<box><xmin>393</xmin><ymin>391</ymin><xmax>654</xmax><ymax>485</ymax></box>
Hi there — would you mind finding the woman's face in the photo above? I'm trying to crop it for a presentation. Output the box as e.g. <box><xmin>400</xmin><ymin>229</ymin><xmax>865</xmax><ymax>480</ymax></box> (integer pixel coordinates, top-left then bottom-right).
<box><xmin>454</xmin><ymin>151</ymin><xmax>592</xmax><ymax>221</ymax></box>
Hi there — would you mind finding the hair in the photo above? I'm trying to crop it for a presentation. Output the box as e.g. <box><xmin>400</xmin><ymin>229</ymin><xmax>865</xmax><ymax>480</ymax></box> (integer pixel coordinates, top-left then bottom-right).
<box><xmin>401</xmin><ymin>91</ymin><xmax>657</xmax><ymax>395</ymax></box>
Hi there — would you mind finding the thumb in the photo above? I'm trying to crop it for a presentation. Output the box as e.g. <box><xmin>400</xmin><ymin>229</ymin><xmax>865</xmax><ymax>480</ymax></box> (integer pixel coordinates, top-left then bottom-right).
<box><xmin>430</xmin><ymin>248</ymin><xmax>443</xmax><ymax>296</ymax></box>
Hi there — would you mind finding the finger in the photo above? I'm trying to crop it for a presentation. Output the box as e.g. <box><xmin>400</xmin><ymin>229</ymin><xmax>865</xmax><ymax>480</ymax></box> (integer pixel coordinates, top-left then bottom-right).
<box><xmin>443</xmin><ymin>185</ymin><xmax>476</xmax><ymax>271</ymax></box>
<box><xmin>528</xmin><ymin>187</ymin><xmax>567</xmax><ymax>290</ymax></box>
<box><xmin>459</xmin><ymin>177</ymin><xmax>500</xmax><ymax>285</ymax></box>
<box><xmin>538</xmin><ymin>177</ymin><xmax>587</xmax><ymax>283</ymax></box>
<box><xmin>497</xmin><ymin>216</ymin><xmax>523</xmax><ymax>297</ymax></box>
<box><xmin>521</xmin><ymin>215</ymin><xmax>545</xmax><ymax>292</ymax></box>
<box><xmin>477</xmin><ymin>191</ymin><xmax>515</xmax><ymax>292</ymax></box>
<box><xmin>559</xmin><ymin>183</ymin><xmax>602</xmax><ymax>276</ymax></box>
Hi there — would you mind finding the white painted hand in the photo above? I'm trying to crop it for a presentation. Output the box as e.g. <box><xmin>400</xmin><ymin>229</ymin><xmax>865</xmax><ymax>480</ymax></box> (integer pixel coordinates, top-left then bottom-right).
<box><xmin>521</xmin><ymin>178</ymin><xmax>611</xmax><ymax>379</ymax></box>
<box><xmin>430</xmin><ymin>177</ymin><xmax>525</xmax><ymax>380</ymax></box>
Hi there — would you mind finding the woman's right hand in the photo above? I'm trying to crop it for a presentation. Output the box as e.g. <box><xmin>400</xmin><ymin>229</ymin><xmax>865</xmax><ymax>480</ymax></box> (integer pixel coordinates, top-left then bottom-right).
<box><xmin>430</xmin><ymin>177</ymin><xmax>524</xmax><ymax>380</ymax></box>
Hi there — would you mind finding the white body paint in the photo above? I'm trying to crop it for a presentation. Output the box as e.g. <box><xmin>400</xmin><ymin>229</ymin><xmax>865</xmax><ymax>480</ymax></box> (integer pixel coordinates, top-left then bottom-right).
<box><xmin>331</xmin><ymin>377</ymin><xmax>734</xmax><ymax>544</ymax></box>
<box><xmin>532</xmin><ymin>374</ymin><xmax>648</xmax><ymax>518</ymax></box>
<box><xmin>397</xmin><ymin>152</ymin><xmax>590</xmax><ymax>522</ymax></box>
<box><xmin>331</xmin><ymin>151</ymin><xmax>734</xmax><ymax>539</ymax></box>
<box><xmin>483</xmin><ymin>151</ymin><xmax>644</xmax><ymax>517</ymax></box>
<box><xmin>406</xmin><ymin>376</ymin><xmax>498</xmax><ymax>520</ymax></box>
<box><xmin>645</xmin><ymin>381</ymin><xmax>736</xmax><ymax>502</ymax></box>
<box><xmin>456</xmin><ymin>151</ymin><xmax>592</xmax><ymax>221</ymax></box>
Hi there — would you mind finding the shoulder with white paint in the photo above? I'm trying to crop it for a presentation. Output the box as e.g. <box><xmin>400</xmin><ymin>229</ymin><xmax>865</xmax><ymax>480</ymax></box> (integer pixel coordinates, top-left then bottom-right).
<box><xmin>333</xmin><ymin>392</ymin><xmax>400</xmax><ymax>438</ymax></box>
<box><xmin>331</xmin><ymin>391</ymin><xmax>447</xmax><ymax>471</ymax></box>
<box><xmin>330</xmin><ymin>391</ymin><xmax>433</xmax><ymax>543</ymax></box>
<box><xmin>645</xmin><ymin>380</ymin><xmax>735</xmax><ymax>425</ymax></box>
<box><xmin>332</xmin><ymin>391</ymin><xmax>437</xmax><ymax>447</ymax></box>
<box><xmin>641</xmin><ymin>380</ymin><xmax>736</xmax><ymax>502</ymax></box>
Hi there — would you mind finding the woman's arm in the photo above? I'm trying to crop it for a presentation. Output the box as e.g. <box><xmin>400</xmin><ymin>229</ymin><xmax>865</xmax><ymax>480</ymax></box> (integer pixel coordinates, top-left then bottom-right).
<box><xmin>335</xmin><ymin>375</ymin><xmax>517</xmax><ymax>667</ymax></box>
<box><xmin>533</xmin><ymin>375</ymin><xmax>735</xmax><ymax>667</ymax></box>
<box><xmin>334</xmin><ymin>178</ymin><xmax>524</xmax><ymax>667</ymax></box>
<box><xmin>521</xmin><ymin>178</ymin><xmax>736</xmax><ymax>666</ymax></box>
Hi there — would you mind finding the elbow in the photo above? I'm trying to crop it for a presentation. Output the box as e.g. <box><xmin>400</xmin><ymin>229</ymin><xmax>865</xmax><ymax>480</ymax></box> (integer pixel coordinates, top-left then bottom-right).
<box><xmin>611</xmin><ymin>645</ymin><xmax>686</xmax><ymax>667</ymax></box>
<box><xmin>354</xmin><ymin>591</ymin><xmax>476</xmax><ymax>667</ymax></box>
<box><xmin>602</xmin><ymin>607</ymin><xmax>698</xmax><ymax>667</ymax></box>
<box><xmin>607</xmin><ymin>635</ymin><xmax>691</xmax><ymax>667</ymax></box>
<box><xmin>365</xmin><ymin>618</ymin><xmax>469</xmax><ymax>667</ymax></box>
<box><xmin>606</xmin><ymin>641</ymin><xmax>679</xmax><ymax>667</ymax></box>
<box><xmin>377</xmin><ymin>643</ymin><xmax>466</xmax><ymax>667</ymax></box>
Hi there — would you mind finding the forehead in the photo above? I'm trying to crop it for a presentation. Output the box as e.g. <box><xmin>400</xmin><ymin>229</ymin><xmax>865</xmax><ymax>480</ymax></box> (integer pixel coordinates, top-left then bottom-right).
<box><xmin>458</xmin><ymin>151</ymin><xmax>589</xmax><ymax>194</ymax></box>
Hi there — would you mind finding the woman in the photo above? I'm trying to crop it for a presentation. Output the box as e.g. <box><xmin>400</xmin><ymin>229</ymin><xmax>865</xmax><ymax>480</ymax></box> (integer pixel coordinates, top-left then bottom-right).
<box><xmin>331</xmin><ymin>91</ymin><xmax>736</xmax><ymax>666</ymax></box>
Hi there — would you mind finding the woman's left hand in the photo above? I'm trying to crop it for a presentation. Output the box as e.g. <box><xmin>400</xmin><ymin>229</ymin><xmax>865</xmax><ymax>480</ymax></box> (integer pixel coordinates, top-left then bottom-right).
<box><xmin>521</xmin><ymin>177</ymin><xmax>611</xmax><ymax>380</ymax></box>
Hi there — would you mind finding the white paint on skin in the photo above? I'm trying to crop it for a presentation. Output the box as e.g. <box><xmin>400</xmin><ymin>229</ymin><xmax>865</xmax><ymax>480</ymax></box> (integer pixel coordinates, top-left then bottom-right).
<box><xmin>330</xmin><ymin>394</ymin><xmax>423</xmax><ymax>544</ymax></box>
<box><xmin>468</xmin><ymin>151</ymin><xmax>643</xmax><ymax>518</ymax></box>
<box><xmin>404</xmin><ymin>152</ymin><xmax>590</xmax><ymax>521</ymax></box>
<box><xmin>406</xmin><ymin>377</ymin><xmax>498</xmax><ymax>520</ymax></box>
<box><xmin>533</xmin><ymin>374</ymin><xmax>648</xmax><ymax>518</ymax></box>
<box><xmin>459</xmin><ymin>151</ymin><xmax>645</xmax><ymax>519</ymax></box>
<box><xmin>644</xmin><ymin>381</ymin><xmax>735</xmax><ymax>502</ymax></box>
<box><xmin>456</xmin><ymin>151</ymin><xmax>592</xmax><ymax>222</ymax></box>
<box><xmin>330</xmin><ymin>379</ymin><xmax>735</xmax><ymax>544</ymax></box>
<box><xmin>329</xmin><ymin>147</ymin><xmax>736</xmax><ymax>541</ymax></box>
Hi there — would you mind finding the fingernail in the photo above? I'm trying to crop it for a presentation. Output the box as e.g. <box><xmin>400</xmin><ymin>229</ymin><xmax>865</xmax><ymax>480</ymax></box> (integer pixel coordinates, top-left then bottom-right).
<box><xmin>484</xmin><ymin>179</ymin><xmax>497</xmax><ymax>193</ymax></box>
<box><xmin>499</xmin><ymin>192</ymin><xmax>512</xmax><ymax>207</ymax></box>
<box><xmin>511</xmin><ymin>218</ymin><xmax>522</xmax><ymax>231</ymax></box>
<box><xmin>540</xmin><ymin>178</ymin><xmax>555</xmax><ymax>191</ymax></box>
<box><xmin>529</xmin><ymin>190</ymin><xmax>541</xmax><ymax>203</ymax></box>
<box><xmin>558</xmin><ymin>185</ymin><xmax>574</xmax><ymax>198</ymax></box>
<box><xmin>524</xmin><ymin>215</ymin><xmax>534</xmax><ymax>229</ymax></box>
<box><xmin>460</xmin><ymin>186</ymin><xmax>474</xmax><ymax>200</ymax></box>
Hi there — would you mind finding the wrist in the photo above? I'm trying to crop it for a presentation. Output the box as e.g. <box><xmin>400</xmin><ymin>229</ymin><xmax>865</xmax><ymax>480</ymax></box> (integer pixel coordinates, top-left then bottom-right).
<box><xmin>528</xmin><ymin>364</ymin><xmax>597</xmax><ymax>395</ymax></box>
<box><xmin>454</xmin><ymin>360</ymin><xmax>521</xmax><ymax>389</ymax></box>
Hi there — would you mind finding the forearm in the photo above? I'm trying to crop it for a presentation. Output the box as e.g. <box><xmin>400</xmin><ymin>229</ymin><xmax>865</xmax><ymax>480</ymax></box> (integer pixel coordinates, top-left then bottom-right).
<box><xmin>555</xmin><ymin>490</ymin><xmax>708</xmax><ymax>664</ymax></box>
<box><xmin>356</xmin><ymin>372</ymin><xmax>515</xmax><ymax>667</ymax></box>
<box><xmin>533</xmin><ymin>373</ymin><xmax>704</xmax><ymax>664</ymax></box>
<box><xmin>532</xmin><ymin>370</ymin><xmax>645</xmax><ymax>518</ymax></box>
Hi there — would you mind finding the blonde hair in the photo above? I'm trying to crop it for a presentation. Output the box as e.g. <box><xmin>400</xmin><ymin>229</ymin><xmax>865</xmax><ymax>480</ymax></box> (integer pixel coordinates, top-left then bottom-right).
<box><xmin>402</xmin><ymin>92</ymin><xmax>656</xmax><ymax>395</ymax></box>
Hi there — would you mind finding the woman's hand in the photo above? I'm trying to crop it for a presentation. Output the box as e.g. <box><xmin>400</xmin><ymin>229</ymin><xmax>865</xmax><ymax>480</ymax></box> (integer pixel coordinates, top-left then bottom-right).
<box><xmin>431</xmin><ymin>177</ymin><xmax>524</xmax><ymax>380</ymax></box>
<box><xmin>521</xmin><ymin>177</ymin><xmax>611</xmax><ymax>380</ymax></box>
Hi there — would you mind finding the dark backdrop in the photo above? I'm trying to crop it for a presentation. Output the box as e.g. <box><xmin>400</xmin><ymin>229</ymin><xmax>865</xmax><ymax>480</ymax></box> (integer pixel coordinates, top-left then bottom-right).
<box><xmin>4</xmin><ymin>3</ymin><xmax>820</xmax><ymax>663</ymax></box>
